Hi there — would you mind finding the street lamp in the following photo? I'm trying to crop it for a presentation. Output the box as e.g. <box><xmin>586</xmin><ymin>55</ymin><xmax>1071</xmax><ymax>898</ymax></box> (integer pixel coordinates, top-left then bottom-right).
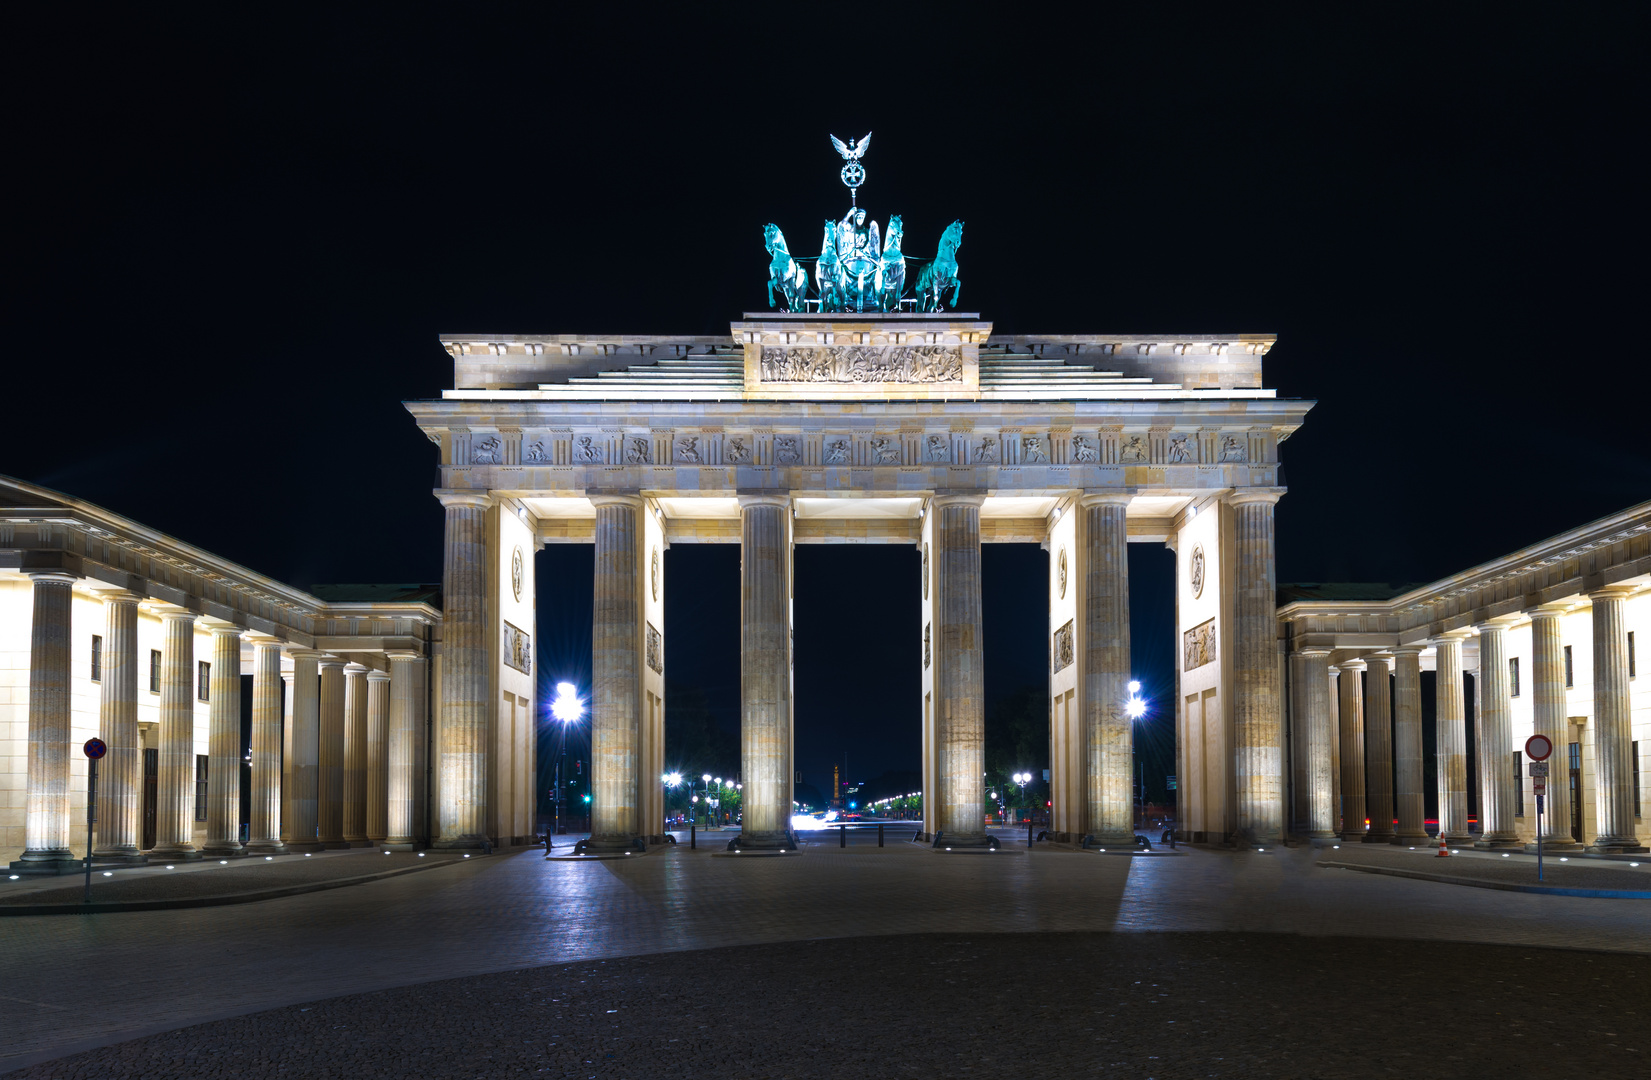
<box><xmin>1126</xmin><ymin>678</ymin><xmax>1149</xmax><ymax>826</ymax></box>
<box><xmin>663</xmin><ymin>772</ymin><xmax>683</xmax><ymax>831</ymax></box>
<box><xmin>549</xmin><ymin>682</ymin><xmax>585</xmax><ymax>836</ymax></box>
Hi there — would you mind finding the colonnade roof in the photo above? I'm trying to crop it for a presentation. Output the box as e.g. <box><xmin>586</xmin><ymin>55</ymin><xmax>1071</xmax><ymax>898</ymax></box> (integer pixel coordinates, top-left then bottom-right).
<box><xmin>1279</xmin><ymin>498</ymin><xmax>1651</xmax><ymax>653</ymax></box>
<box><xmin>0</xmin><ymin>474</ymin><xmax>440</xmax><ymax>652</ymax></box>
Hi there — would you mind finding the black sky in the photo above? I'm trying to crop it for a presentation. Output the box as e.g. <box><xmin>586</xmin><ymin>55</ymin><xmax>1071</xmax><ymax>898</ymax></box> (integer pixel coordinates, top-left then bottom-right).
<box><xmin>5</xmin><ymin>8</ymin><xmax>1647</xmax><ymax>796</ymax></box>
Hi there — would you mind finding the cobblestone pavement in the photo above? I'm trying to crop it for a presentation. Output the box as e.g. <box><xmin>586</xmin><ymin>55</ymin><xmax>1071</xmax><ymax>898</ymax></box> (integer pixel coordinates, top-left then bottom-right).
<box><xmin>1318</xmin><ymin>842</ymin><xmax>1651</xmax><ymax>891</ymax></box>
<box><xmin>9</xmin><ymin>933</ymin><xmax>1649</xmax><ymax>1079</ymax></box>
<box><xmin>4</xmin><ymin>842</ymin><xmax>1651</xmax><ymax>1073</ymax></box>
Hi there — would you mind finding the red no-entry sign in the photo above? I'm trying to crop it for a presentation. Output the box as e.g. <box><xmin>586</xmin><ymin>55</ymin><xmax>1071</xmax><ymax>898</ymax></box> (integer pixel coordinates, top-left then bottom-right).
<box><xmin>1525</xmin><ymin>734</ymin><xmax>1553</xmax><ymax>762</ymax></box>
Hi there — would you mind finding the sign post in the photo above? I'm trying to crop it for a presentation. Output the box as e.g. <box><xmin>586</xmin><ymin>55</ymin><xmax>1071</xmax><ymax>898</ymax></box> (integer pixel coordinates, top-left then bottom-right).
<box><xmin>1526</xmin><ymin>734</ymin><xmax>1554</xmax><ymax>882</ymax></box>
<box><xmin>82</xmin><ymin>737</ymin><xmax>107</xmax><ymax>904</ymax></box>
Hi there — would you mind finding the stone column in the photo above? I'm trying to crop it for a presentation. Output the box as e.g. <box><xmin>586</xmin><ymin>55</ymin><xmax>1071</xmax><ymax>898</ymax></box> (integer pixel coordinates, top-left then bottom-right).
<box><xmin>92</xmin><ymin>590</ymin><xmax>143</xmax><ymax>861</ymax></box>
<box><xmin>245</xmin><ymin>636</ymin><xmax>286</xmax><ymax>854</ymax></box>
<box><xmin>1300</xmin><ymin>648</ymin><xmax>1337</xmax><ymax>838</ymax></box>
<box><xmin>1528</xmin><ymin>604</ymin><xmax>1579</xmax><ymax>850</ymax></box>
<box><xmin>1337</xmin><ymin>659</ymin><xmax>1367</xmax><ymax>840</ymax></box>
<box><xmin>152</xmin><ymin>608</ymin><xmax>199</xmax><ymax>859</ymax></box>
<box><xmin>282</xmin><ymin>649</ymin><xmax>322</xmax><ymax>852</ymax></box>
<box><xmin>436</xmin><ymin>491</ymin><xmax>492</xmax><ymax>850</ymax></box>
<box><xmin>1230</xmin><ymin>491</ymin><xmax>1284</xmax><ymax>845</ymax></box>
<box><xmin>1474</xmin><ymin>621</ymin><xmax>1522</xmax><ymax>849</ymax></box>
<box><xmin>1392</xmin><ymin>647</ymin><xmax>1428</xmax><ymax>843</ymax></box>
<box><xmin>735</xmin><ymin>495</ymin><xmax>793</xmax><ymax>850</ymax></box>
<box><xmin>17</xmin><ymin>572</ymin><xmax>76</xmax><ymax>867</ymax></box>
<box><xmin>342</xmin><ymin>663</ymin><xmax>369</xmax><ymax>846</ymax></box>
<box><xmin>385</xmin><ymin>651</ymin><xmax>427</xmax><ymax>850</ymax></box>
<box><xmin>317</xmin><ymin>657</ymin><xmax>347</xmax><ymax>848</ymax></box>
<box><xmin>1589</xmin><ymin>588</ymin><xmax>1646</xmax><ymax>853</ymax></box>
<box><xmin>933</xmin><ymin>494</ymin><xmax>990</xmax><ymax>848</ymax></box>
<box><xmin>201</xmin><ymin>624</ymin><xmax>243</xmax><ymax>855</ymax></box>
<box><xmin>1434</xmin><ymin>633</ymin><xmax>1471</xmax><ymax>843</ymax></box>
<box><xmin>366</xmin><ymin>668</ymin><xmax>391</xmax><ymax>845</ymax></box>
<box><xmin>589</xmin><ymin>494</ymin><xmax>643</xmax><ymax>852</ymax></box>
<box><xmin>1082</xmin><ymin>493</ymin><xmax>1134</xmax><ymax>846</ymax></box>
<box><xmin>1363</xmin><ymin>655</ymin><xmax>1395</xmax><ymax>842</ymax></box>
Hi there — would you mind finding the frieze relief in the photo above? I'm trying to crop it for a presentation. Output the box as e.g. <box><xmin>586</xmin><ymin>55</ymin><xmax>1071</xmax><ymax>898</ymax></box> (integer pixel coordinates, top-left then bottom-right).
<box><xmin>503</xmin><ymin>620</ymin><xmax>532</xmax><ymax>675</ymax></box>
<box><xmin>1053</xmin><ymin>620</ymin><xmax>1075</xmax><ymax>673</ymax></box>
<box><xmin>471</xmin><ymin>436</ymin><xmax>502</xmax><ymax>465</ymax></box>
<box><xmin>1184</xmin><ymin>618</ymin><xmax>1217</xmax><ymax>671</ymax></box>
<box><xmin>726</xmin><ymin>437</ymin><xmax>751</xmax><ymax>464</ymax></box>
<box><xmin>926</xmin><ymin>434</ymin><xmax>949</xmax><ymax>462</ymax></box>
<box><xmin>625</xmin><ymin>436</ymin><xmax>652</xmax><ymax>464</ymax></box>
<box><xmin>774</xmin><ymin>435</ymin><xmax>801</xmax><ymax>464</ymax></box>
<box><xmin>646</xmin><ymin>622</ymin><xmax>663</xmax><ymax>675</ymax></box>
<box><xmin>923</xmin><ymin>623</ymin><xmax>931</xmax><ymax>669</ymax></box>
<box><xmin>523</xmin><ymin>438</ymin><xmax>550</xmax><ymax>464</ymax></box>
<box><xmin>573</xmin><ymin>435</ymin><xmax>604</xmax><ymax>464</ymax></box>
<box><xmin>759</xmin><ymin>345</ymin><xmax>963</xmax><ymax>384</ymax></box>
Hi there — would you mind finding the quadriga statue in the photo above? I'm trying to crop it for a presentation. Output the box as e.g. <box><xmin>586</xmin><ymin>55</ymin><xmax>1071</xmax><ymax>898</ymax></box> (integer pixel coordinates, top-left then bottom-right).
<box><xmin>876</xmin><ymin>214</ymin><xmax>905</xmax><ymax>313</ymax></box>
<box><xmin>914</xmin><ymin>220</ymin><xmax>963</xmax><ymax>313</ymax></box>
<box><xmin>763</xmin><ymin>223</ymin><xmax>808</xmax><ymax>313</ymax></box>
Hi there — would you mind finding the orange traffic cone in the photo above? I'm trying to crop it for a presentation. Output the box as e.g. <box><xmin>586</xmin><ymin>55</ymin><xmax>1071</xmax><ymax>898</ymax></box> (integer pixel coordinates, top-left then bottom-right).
<box><xmin>1435</xmin><ymin>831</ymin><xmax>1451</xmax><ymax>858</ymax></box>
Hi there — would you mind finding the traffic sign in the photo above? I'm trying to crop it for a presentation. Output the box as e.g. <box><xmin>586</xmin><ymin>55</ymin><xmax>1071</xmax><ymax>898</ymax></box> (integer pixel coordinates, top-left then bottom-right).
<box><xmin>1525</xmin><ymin>734</ymin><xmax>1553</xmax><ymax>761</ymax></box>
<box><xmin>1529</xmin><ymin>760</ymin><xmax>1549</xmax><ymax>777</ymax></box>
<box><xmin>1533</xmin><ymin>776</ymin><xmax>1547</xmax><ymax>796</ymax></box>
<box><xmin>83</xmin><ymin>737</ymin><xmax>107</xmax><ymax>760</ymax></box>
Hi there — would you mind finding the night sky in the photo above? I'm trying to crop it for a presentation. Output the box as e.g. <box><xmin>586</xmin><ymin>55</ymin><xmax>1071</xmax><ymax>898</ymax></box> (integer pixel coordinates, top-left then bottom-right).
<box><xmin>6</xmin><ymin>10</ymin><xmax>1645</xmax><ymax>803</ymax></box>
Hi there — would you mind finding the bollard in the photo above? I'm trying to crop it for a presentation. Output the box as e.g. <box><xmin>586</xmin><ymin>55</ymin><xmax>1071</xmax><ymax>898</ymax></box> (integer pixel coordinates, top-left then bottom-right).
<box><xmin>690</xmin><ymin>821</ymin><xmax>696</xmax><ymax>850</ymax></box>
<box><xmin>1027</xmin><ymin>817</ymin><xmax>1033</xmax><ymax>848</ymax></box>
<box><xmin>839</xmin><ymin>823</ymin><xmax>846</xmax><ymax>848</ymax></box>
<box><xmin>878</xmin><ymin>823</ymin><xmax>884</xmax><ymax>847</ymax></box>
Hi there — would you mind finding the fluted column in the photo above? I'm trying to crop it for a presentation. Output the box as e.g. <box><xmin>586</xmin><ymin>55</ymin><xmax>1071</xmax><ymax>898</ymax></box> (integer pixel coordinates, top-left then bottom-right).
<box><xmin>1337</xmin><ymin>659</ymin><xmax>1367</xmax><ymax>840</ymax></box>
<box><xmin>436</xmin><ymin>491</ymin><xmax>492</xmax><ymax>850</ymax></box>
<box><xmin>1527</xmin><ymin>605</ymin><xmax>1579</xmax><ymax>850</ymax></box>
<box><xmin>737</xmin><ymin>494</ymin><xmax>793</xmax><ymax>850</ymax></box>
<box><xmin>1230</xmin><ymin>491</ymin><xmax>1284</xmax><ymax>845</ymax></box>
<box><xmin>1474</xmin><ymin>621</ymin><xmax>1521</xmax><ymax>849</ymax></box>
<box><xmin>282</xmin><ymin>649</ymin><xmax>322</xmax><ymax>852</ymax></box>
<box><xmin>201</xmin><ymin>624</ymin><xmax>243</xmax><ymax>855</ymax></box>
<box><xmin>18</xmin><ymin>572</ymin><xmax>76</xmax><ymax>866</ymax></box>
<box><xmin>384</xmin><ymin>651</ymin><xmax>427</xmax><ymax>850</ymax></box>
<box><xmin>245</xmin><ymin>636</ymin><xmax>286</xmax><ymax>854</ymax></box>
<box><xmin>1434</xmin><ymin>633</ymin><xmax>1471</xmax><ymax>842</ymax></box>
<box><xmin>92</xmin><ymin>590</ymin><xmax>142</xmax><ymax>860</ymax></box>
<box><xmin>1363</xmin><ymin>655</ymin><xmax>1395</xmax><ymax>842</ymax></box>
<box><xmin>1392</xmin><ymin>647</ymin><xmax>1428</xmax><ymax>843</ymax></box>
<box><xmin>152</xmin><ymin>609</ymin><xmax>199</xmax><ymax>858</ymax></box>
<box><xmin>1589</xmin><ymin>588</ymin><xmax>1645</xmax><ymax>853</ymax></box>
<box><xmin>317</xmin><ymin>657</ymin><xmax>347</xmax><ymax>848</ymax></box>
<box><xmin>1082</xmin><ymin>493</ymin><xmax>1133</xmax><ymax>845</ymax></box>
<box><xmin>933</xmin><ymin>494</ymin><xmax>989</xmax><ymax>847</ymax></box>
<box><xmin>341</xmin><ymin>663</ymin><xmax>369</xmax><ymax>845</ymax></box>
<box><xmin>1299</xmin><ymin>648</ymin><xmax>1337</xmax><ymax>838</ymax></box>
<box><xmin>366</xmin><ymin>668</ymin><xmax>391</xmax><ymax>844</ymax></box>
<box><xmin>589</xmin><ymin>494</ymin><xmax>643</xmax><ymax>851</ymax></box>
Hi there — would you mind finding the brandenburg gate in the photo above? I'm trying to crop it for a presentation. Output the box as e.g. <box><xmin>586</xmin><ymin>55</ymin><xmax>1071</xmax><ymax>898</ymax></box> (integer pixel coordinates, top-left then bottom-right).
<box><xmin>405</xmin><ymin>317</ymin><xmax>1312</xmax><ymax>852</ymax></box>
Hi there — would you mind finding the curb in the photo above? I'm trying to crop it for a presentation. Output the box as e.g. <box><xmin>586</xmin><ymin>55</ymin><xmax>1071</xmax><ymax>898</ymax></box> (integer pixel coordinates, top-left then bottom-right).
<box><xmin>0</xmin><ymin>855</ymin><xmax>485</xmax><ymax>916</ymax></box>
<box><xmin>1318</xmin><ymin>860</ymin><xmax>1651</xmax><ymax>899</ymax></box>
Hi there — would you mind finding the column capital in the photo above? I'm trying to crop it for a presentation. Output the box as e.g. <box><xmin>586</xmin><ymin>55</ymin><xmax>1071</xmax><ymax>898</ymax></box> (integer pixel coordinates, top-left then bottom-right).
<box><xmin>1293</xmin><ymin>645</ymin><xmax>1335</xmax><ymax>658</ymax></box>
<box><xmin>1432</xmin><ymin>626</ymin><xmax>1475</xmax><ymax>645</ymax></box>
<box><xmin>1336</xmin><ymin>658</ymin><xmax>1368</xmax><ymax>674</ymax></box>
<box><xmin>364</xmin><ymin>668</ymin><xmax>393</xmax><ymax>683</ymax></box>
<box><xmin>243</xmin><ymin>632</ymin><xmax>284</xmax><ymax>648</ymax></box>
<box><xmin>1226</xmin><ymin>488</ymin><xmax>1285</xmax><ymax>508</ymax></box>
<box><xmin>1079</xmin><ymin>491</ymin><xmax>1133</xmax><ymax>508</ymax></box>
<box><xmin>1472</xmin><ymin>614</ymin><xmax>1521</xmax><ymax>634</ymax></box>
<box><xmin>1391</xmin><ymin>644</ymin><xmax>1425</xmax><ymax>657</ymax></box>
<box><xmin>737</xmin><ymin>493</ymin><xmax>791</xmax><ymax>510</ymax></box>
<box><xmin>317</xmin><ymin>654</ymin><xmax>347</xmax><ymax>670</ymax></box>
<box><xmin>1530</xmin><ymin>599</ymin><xmax>1579</xmax><ymax>620</ymax></box>
<box><xmin>343</xmin><ymin>661</ymin><xmax>369</xmax><ymax>676</ymax></box>
<box><xmin>384</xmin><ymin>649</ymin><xmax>424</xmax><ymax>664</ymax></box>
<box><xmin>150</xmin><ymin>602</ymin><xmax>196</xmax><ymax>624</ymax></box>
<box><xmin>200</xmin><ymin>617</ymin><xmax>243</xmax><ymax>637</ymax></box>
<box><xmin>434</xmin><ymin>489</ymin><xmax>495</xmax><ymax>511</ymax></box>
<box><xmin>25</xmin><ymin>570</ymin><xmax>77</xmax><ymax>585</ymax></box>
<box><xmin>930</xmin><ymin>493</ymin><xmax>986</xmax><ymax>510</ymax></box>
<box><xmin>1365</xmin><ymin>653</ymin><xmax>1393</xmax><ymax>670</ymax></box>
<box><xmin>89</xmin><ymin>586</ymin><xmax>142</xmax><ymax>604</ymax></box>
<box><xmin>587</xmin><ymin>493</ymin><xmax>644</xmax><ymax>509</ymax></box>
<box><xmin>1588</xmin><ymin>584</ymin><xmax>1638</xmax><ymax>603</ymax></box>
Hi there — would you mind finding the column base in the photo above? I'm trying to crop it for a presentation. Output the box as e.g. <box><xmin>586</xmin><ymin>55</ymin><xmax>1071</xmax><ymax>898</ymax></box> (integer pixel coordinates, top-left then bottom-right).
<box><xmin>149</xmin><ymin>846</ymin><xmax>203</xmax><ymax>861</ymax></box>
<box><xmin>380</xmin><ymin>841</ymin><xmax>418</xmax><ymax>852</ymax></box>
<box><xmin>1339</xmin><ymin>830</ymin><xmax>1366</xmax><ymax>842</ymax></box>
<box><xmin>1392</xmin><ymin>833</ymin><xmax>1431</xmax><ymax>845</ymax></box>
<box><xmin>283</xmin><ymin>841</ymin><xmax>326</xmax><ymax>853</ymax></box>
<box><xmin>1364</xmin><ymin>833</ymin><xmax>1396</xmax><ymax>844</ymax></box>
<box><xmin>729</xmin><ymin>831</ymin><xmax>796</xmax><ymax>852</ymax></box>
<box><xmin>1525</xmin><ymin>839</ymin><xmax>1583</xmax><ymax>853</ymax></box>
<box><xmin>245</xmin><ymin>840</ymin><xmax>289</xmax><ymax>855</ymax></box>
<box><xmin>319</xmin><ymin>840</ymin><xmax>351</xmax><ymax>850</ymax></box>
<box><xmin>8</xmin><ymin>857</ymin><xmax>84</xmax><ymax>875</ymax></box>
<box><xmin>432</xmin><ymin>834</ymin><xmax>492</xmax><ymax>853</ymax></box>
<box><xmin>1473</xmin><ymin>836</ymin><xmax>1524</xmax><ymax>851</ymax></box>
<box><xmin>1586</xmin><ymin>839</ymin><xmax>1649</xmax><ymax>854</ymax></box>
<box><xmin>345</xmin><ymin>838</ymin><xmax>375</xmax><ymax>848</ymax></box>
<box><xmin>201</xmin><ymin>842</ymin><xmax>245</xmax><ymax>856</ymax></box>
<box><xmin>1442</xmin><ymin>832</ymin><xmax>1474</xmax><ymax>845</ymax></box>
<box><xmin>92</xmin><ymin>844</ymin><xmax>145</xmax><ymax>862</ymax></box>
<box><xmin>366</xmin><ymin>837</ymin><xmax>388</xmax><ymax>847</ymax></box>
<box><xmin>576</xmin><ymin>836</ymin><xmax>647</xmax><ymax>855</ymax></box>
<box><xmin>933</xmin><ymin>831</ymin><xmax>999</xmax><ymax>851</ymax></box>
